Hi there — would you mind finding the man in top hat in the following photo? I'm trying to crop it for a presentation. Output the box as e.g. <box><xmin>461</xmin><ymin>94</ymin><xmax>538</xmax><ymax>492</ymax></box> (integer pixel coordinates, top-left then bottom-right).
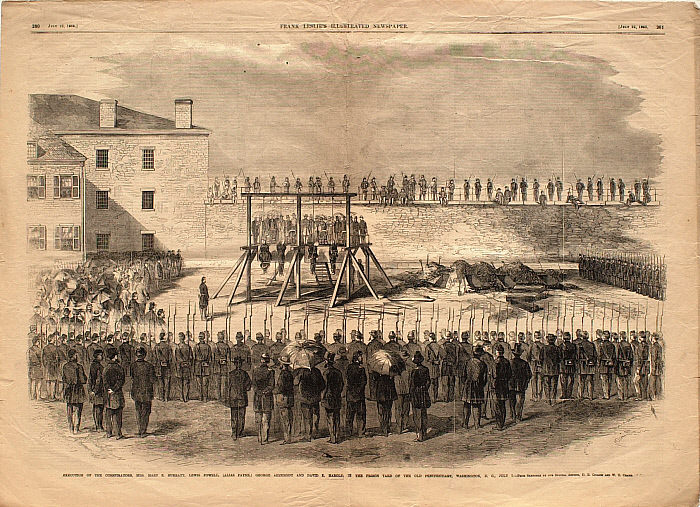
<box><xmin>540</xmin><ymin>334</ymin><xmax>562</xmax><ymax>405</ymax></box>
<box><xmin>62</xmin><ymin>348</ymin><xmax>87</xmax><ymax>433</ymax></box>
<box><xmin>492</xmin><ymin>343</ymin><xmax>512</xmax><ymax>430</ymax></box>
<box><xmin>154</xmin><ymin>332</ymin><xmax>173</xmax><ymax>401</ymax></box>
<box><xmin>598</xmin><ymin>331</ymin><xmax>617</xmax><ymax>400</ymax></box>
<box><xmin>274</xmin><ymin>355</ymin><xmax>295</xmax><ymax>444</ymax></box>
<box><xmin>461</xmin><ymin>344</ymin><xmax>487</xmax><ymax>429</ymax></box>
<box><xmin>345</xmin><ymin>351</ymin><xmax>367</xmax><ymax>438</ymax></box>
<box><xmin>174</xmin><ymin>332</ymin><xmax>193</xmax><ymax>402</ymax></box>
<box><xmin>89</xmin><ymin>348</ymin><xmax>105</xmax><ymax>431</ymax></box>
<box><xmin>213</xmin><ymin>331</ymin><xmax>231</xmax><ymax>401</ymax></box>
<box><xmin>252</xmin><ymin>353</ymin><xmax>275</xmax><ymax>445</ymax></box>
<box><xmin>227</xmin><ymin>356</ymin><xmax>251</xmax><ymax>440</ymax></box>
<box><xmin>509</xmin><ymin>343</ymin><xmax>532</xmax><ymax>423</ymax></box>
<box><xmin>103</xmin><ymin>347</ymin><xmax>125</xmax><ymax>439</ymax></box>
<box><xmin>131</xmin><ymin>346</ymin><xmax>157</xmax><ymax>437</ymax></box>
<box><xmin>409</xmin><ymin>350</ymin><xmax>431</xmax><ymax>441</ymax></box>
<box><xmin>322</xmin><ymin>353</ymin><xmax>344</xmax><ymax>444</ymax></box>
<box><xmin>194</xmin><ymin>332</ymin><xmax>213</xmax><ymax>401</ymax></box>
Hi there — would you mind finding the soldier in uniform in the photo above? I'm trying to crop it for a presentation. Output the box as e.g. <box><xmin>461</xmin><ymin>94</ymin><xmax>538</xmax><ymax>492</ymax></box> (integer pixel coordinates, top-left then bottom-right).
<box><xmin>577</xmin><ymin>331</ymin><xmax>597</xmax><ymax>399</ymax></box>
<box><xmin>154</xmin><ymin>332</ymin><xmax>173</xmax><ymax>401</ymax></box>
<box><xmin>463</xmin><ymin>179</ymin><xmax>470</xmax><ymax>201</ymax></box>
<box><xmin>393</xmin><ymin>350</ymin><xmax>412</xmax><ymax>434</ymax></box>
<box><xmin>408</xmin><ymin>351</ymin><xmax>430</xmax><ymax>441</ymax></box>
<box><xmin>103</xmin><ymin>347</ymin><xmax>125</xmax><ymax>439</ymax></box>
<box><xmin>616</xmin><ymin>332</ymin><xmax>634</xmax><ymax>400</ymax></box>
<box><xmin>347</xmin><ymin>330</ymin><xmax>367</xmax><ymax>363</ymax></box>
<box><xmin>327</xmin><ymin>329</ymin><xmax>345</xmax><ymax>356</ymax></box>
<box><xmin>274</xmin><ymin>355</ymin><xmax>295</xmax><ymax>444</ymax></box>
<box><xmin>231</xmin><ymin>331</ymin><xmax>252</xmax><ymax>373</ymax></box>
<box><xmin>227</xmin><ymin>356</ymin><xmax>251</xmax><ymax>440</ymax></box>
<box><xmin>250</xmin><ymin>332</ymin><xmax>269</xmax><ymax>365</ymax></box>
<box><xmin>213</xmin><ymin>331</ymin><xmax>231</xmax><ymax>401</ymax></box>
<box><xmin>62</xmin><ymin>348</ymin><xmax>87</xmax><ymax>434</ymax></box>
<box><xmin>89</xmin><ymin>348</ymin><xmax>105</xmax><ymax>431</ymax></box>
<box><xmin>295</xmin><ymin>361</ymin><xmax>325</xmax><ymax>441</ymax></box>
<box><xmin>559</xmin><ymin>332</ymin><xmax>577</xmax><ymax>399</ymax></box>
<box><xmin>509</xmin><ymin>343</ymin><xmax>532</xmax><ymax>422</ymax></box>
<box><xmin>346</xmin><ymin>351</ymin><xmax>368</xmax><ymax>438</ymax></box>
<box><xmin>28</xmin><ymin>337</ymin><xmax>43</xmax><ymax>400</ymax></box>
<box><xmin>119</xmin><ymin>334</ymin><xmax>134</xmax><ymax>378</ymax></box>
<box><xmin>609</xmin><ymin>178</ymin><xmax>617</xmax><ymax>201</ymax></box>
<box><xmin>252</xmin><ymin>353</ymin><xmax>275</xmax><ymax>445</ymax></box>
<box><xmin>366</xmin><ymin>330</ymin><xmax>385</xmax><ymax>401</ymax></box>
<box><xmin>174</xmin><ymin>332</ymin><xmax>193</xmax><ymax>402</ymax></box>
<box><xmin>649</xmin><ymin>333</ymin><xmax>664</xmax><ymax>400</ymax></box>
<box><xmin>441</xmin><ymin>332</ymin><xmax>458</xmax><ymax>402</ymax></box>
<box><xmin>540</xmin><ymin>334</ymin><xmax>561</xmax><ymax>405</ymax></box>
<box><xmin>634</xmin><ymin>332</ymin><xmax>651</xmax><ymax>400</ymax></box>
<box><xmin>492</xmin><ymin>343</ymin><xmax>512</xmax><ymax>429</ymax></box>
<box><xmin>322</xmin><ymin>353</ymin><xmax>344</xmax><ymax>444</ymax></box>
<box><xmin>194</xmin><ymin>332</ymin><xmax>213</xmax><ymax>401</ymax></box>
<box><xmin>598</xmin><ymin>331</ymin><xmax>617</xmax><ymax>399</ymax></box>
<box><xmin>198</xmin><ymin>276</ymin><xmax>209</xmax><ymax>321</ymax></box>
<box><xmin>426</xmin><ymin>333</ymin><xmax>442</xmax><ymax>402</ymax></box>
<box><xmin>269</xmin><ymin>331</ymin><xmax>286</xmax><ymax>367</ymax></box>
<box><xmin>131</xmin><ymin>346</ymin><xmax>157</xmax><ymax>437</ymax></box>
<box><xmin>527</xmin><ymin>331</ymin><xmax>544</xmax><ymax>401</ymax></box>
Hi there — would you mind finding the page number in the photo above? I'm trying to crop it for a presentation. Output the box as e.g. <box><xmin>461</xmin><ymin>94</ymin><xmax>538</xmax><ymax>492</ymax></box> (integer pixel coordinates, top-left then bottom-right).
<box><xmin>32</xmin><ymin>24</ymin><xmax>40</xmax><ymax>28</ymax></box>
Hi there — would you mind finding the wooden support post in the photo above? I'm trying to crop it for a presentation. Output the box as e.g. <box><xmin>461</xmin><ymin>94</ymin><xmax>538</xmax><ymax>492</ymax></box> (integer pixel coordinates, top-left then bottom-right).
<box><xmin>346</xmin><ymin>195</ymin><xmax>352</xmax><ymax>301</ymax></box>
<box><xmin>275</xmin><ymin>249</ymin><xmax>300</xmax><ymax>307</ymax></box>
<box><xmin>296</xmin><ymin>194</ymin><xmax>302</xmax><ymax>300</ymax></box>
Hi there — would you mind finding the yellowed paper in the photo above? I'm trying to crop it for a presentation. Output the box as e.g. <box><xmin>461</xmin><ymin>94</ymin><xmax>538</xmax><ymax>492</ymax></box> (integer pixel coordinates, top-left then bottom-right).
<box><xmin>0</xmin><ymin>1</ymin><xmax>697</xmax><ymax>506</ymax></box>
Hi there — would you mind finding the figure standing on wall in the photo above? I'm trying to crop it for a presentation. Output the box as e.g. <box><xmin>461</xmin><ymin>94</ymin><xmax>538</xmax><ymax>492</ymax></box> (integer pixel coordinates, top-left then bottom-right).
<box><xmin>199</xmin><ymin>276</ymin><xmax>209</xmax><ymax>321</ymax></box>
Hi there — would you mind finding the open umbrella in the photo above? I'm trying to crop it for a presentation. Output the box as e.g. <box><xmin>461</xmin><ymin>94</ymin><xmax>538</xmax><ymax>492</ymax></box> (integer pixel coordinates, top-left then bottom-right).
<box><xmin>281</xmin><ymin>340</ymin><xmax>326</xmax><ymax>370</ymax></box>
<box><xmin>368</xmin><ymin>349</ymin><xmax>406</xmax><ymax>377</ymax></box>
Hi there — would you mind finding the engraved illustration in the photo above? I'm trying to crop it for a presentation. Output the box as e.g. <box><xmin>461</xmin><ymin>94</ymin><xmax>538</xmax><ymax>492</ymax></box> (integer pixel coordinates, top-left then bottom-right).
<box><xmin>24</xmin><ymin>41</ymin><xmax>667</xmax><ymax>466</ymax></box>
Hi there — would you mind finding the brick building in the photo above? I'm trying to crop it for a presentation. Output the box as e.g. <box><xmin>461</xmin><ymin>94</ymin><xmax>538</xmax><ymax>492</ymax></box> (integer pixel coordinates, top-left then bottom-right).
<box><xmin>28</xmin><ymin>95</ymin><xmax>210</xmax><ymax>262</ymax></box>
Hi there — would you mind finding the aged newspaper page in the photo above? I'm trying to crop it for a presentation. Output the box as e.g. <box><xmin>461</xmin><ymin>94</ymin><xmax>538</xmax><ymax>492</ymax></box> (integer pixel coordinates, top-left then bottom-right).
<box><xmin>0</xmin><ymin>1</ymin><xmax>698</xmax><ymax>505</ymax></box>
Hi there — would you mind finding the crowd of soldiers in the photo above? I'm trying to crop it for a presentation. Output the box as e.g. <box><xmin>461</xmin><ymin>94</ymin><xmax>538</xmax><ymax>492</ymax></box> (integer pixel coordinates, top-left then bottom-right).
<box><xmin>29</xmin><ymin>319</ymin><xmax>664</xmax><ymax>443</ymax></box>
<box><xmin>251</xmin><ymin>213</ymin><xmax>368</xmax><ymax>246</ymax></box>
<box><xmin>578</xmin><ymin>252</ymin><xmax>666</xmax><ymax>301</ymax></box>
<box><xmin>206</xmin><ymin>174</ymin><xmax>656</xmax><ymax>208</ymax></box>
<box><xmin>30</xmin><ymin>251</ymin><xmax>184</xmax><ymax>341</ymax></box>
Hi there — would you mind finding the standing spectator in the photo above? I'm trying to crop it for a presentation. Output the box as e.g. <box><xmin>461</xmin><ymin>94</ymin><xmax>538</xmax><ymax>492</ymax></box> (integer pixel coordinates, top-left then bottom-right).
<box><xmin>373</xmin><ymin>370</ymin><xmax>398</xmax><ymax>436</ymax></box>
<box><xmin>252</xmin><ymin>353</ymin><xmax>275</xmax><ymax>445</ymax></box>
<box><xmin>199</xmin><ymin>277</ymin><xmax>209</xmax><ymax>321</ymax></box>
<box><xmin>508</xmin><ymin>343</ymin><xmax>532</xmax><ymax>423</ymax></box>
<box><xmin>295</xmin><ymin>363</ymin><xmax>325</xmax><ymax>441</ymax></box>
<box><xmin>103</xmin><ymin>347</ymin><xmax>125</xmax><ymax>439</ymax></box>
<box><xmin>322</xmin><ymin>353</ymin><xmax>344</xmax><ymax>444</ymax></box>
<box><xmin>274</xmin><ymin>355</ymin><xmax>295</xmax><ymax>444</ymax></box>
<box><xmin>88</xmin><ymin>349</ymin><xmax>105</xmax><ymax>431</ymax></box>
<box><xmin>62</xmin><ymin>348</ymin><xmax>87</xmax><ymax>434</ymax></box>
<box><xmin>345</xmin><ymin>351</ymin><xmax>367</xmax><ymax>438</ymax></box>
<box><xmin>175</xmin><ymin>332</ymin><xmax>193</xmax><ymax>402</ymax></box>
<box><xmin>227</xmin><ymin>356</ymin><xmax>251</xmax><ymax>440</ymax></box>
<box><xmin>131</xmin><ymin>346</ymin><xmax>157</xmax><ymax>437</ymax></box>
<box><xmin>492</xmin><ymin>343</ymin><xmax>512</xmax><ymax>430</ymax></box>
<box><xmin>394</xmin><ymin>350</ymin><xmax>412</xmax><ymax>434</ymax></box>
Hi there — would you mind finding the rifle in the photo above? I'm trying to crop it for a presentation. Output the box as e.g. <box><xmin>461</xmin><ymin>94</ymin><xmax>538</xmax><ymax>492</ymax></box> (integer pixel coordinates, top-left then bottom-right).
<box><xmin>173</xmin><ymin>304</ymin><xmax>177</xmax><ymax>342</ymax></box>
<box><xmin>264</xmin><ymin>304</ymin><xmax>269</xmax><ymax>337</ymax></box>
<box><xmin>430</xmin><ymin>303</ymin><xmax>435</xmax><ymax>334</ymax></box>
<box><xmin>636</xmin><ymin>302</ymin><xmax>640</xmax><ymax>331</ymax></box>
<box><xmin>644</xmin><ymin>300</ymin><xmax>648</xmax><ymax>332</ymax></box>
<box><xmin>167</xmin><ymin>305</ymin><xmax>171</xmax><ymax>341</ymax></box>
<box><xmin>458</xmin><ymin>304</ymin><xmax>463</xmax><ymax>337</ymax></box>
<box><xmin>415</xmin><ymin>306</ymin><xmax>421</xmax><ymax>339</ymax></box>
<box><xmin>187</xmin><ymin>301</ymin><xmax>191</xmax><ymax>343</ymax></box>
<box><xmin>497</xmin><ymin>302</ymin><xmax>502</xmax><ymax>334</ymax></box>
<box><xmin>401</xmin><ymin>308</ymin><xmax>406</xmax><ymax>339</ymax></box>
<box><xmin>435</xmin><ymin>305</ymin><xmax>440</xmax><ymax>337</ymax></box>
<box><xmin>571</xmin><ymin>300</ymin><xmax>575</xmax><ymax>333</ymax></box>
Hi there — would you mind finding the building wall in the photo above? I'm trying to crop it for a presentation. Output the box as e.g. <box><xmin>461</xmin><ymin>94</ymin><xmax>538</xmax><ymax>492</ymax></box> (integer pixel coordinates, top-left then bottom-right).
<box><xmin>60</xmin><ymin>134</ymin><xmax>209</xmax><ymax>257</ymax></box>
<box><xmin>25</xmin><ymin>160</ymin><xmax>84</xmax><ymax>265</ymax></box>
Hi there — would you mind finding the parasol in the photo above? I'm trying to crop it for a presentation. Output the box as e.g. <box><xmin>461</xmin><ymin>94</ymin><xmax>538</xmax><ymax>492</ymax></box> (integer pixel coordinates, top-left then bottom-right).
<box><xmin>281</xmin><ymin>340</ymin><xmax>326</xmax><ymax>370</ymax></box>
<box><xmin>368</xmin><ymin>349</ymin><xmax>406</xmax><ymax>377</ymax></box>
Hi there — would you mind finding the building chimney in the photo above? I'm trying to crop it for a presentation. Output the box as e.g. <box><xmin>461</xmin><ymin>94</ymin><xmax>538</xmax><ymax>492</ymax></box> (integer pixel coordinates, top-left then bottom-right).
<box><xmin>99</xmin><ymin>99</ymin><xmax>118</xmax><ymax>128</ymax></box>
<box><xmin>27</xmin><ymin>141</ymin><xmax>38</xmax><ymax>159</ymax></box>
<box><xmin>175</xmin><ymin>99</ymin><xmax>193</xmax><ymax>129</ymax></box>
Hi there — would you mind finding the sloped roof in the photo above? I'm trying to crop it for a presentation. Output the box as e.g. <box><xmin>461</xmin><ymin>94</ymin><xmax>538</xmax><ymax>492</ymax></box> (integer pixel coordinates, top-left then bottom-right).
<box><xmin>28</xmin><ymin>120</ymin><xmax>86</xmax><ymax>162</ymax></box>
<box><xmin>29</xmin><ymin>94</ymin><xmax>207</xmax><ymax>132</ymax></box>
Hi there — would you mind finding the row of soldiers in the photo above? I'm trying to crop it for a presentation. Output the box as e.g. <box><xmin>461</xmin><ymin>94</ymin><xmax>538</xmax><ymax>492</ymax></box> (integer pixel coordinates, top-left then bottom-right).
<box><xmin>29</xmin><ymin>324</ymin><xmax>664</xmax><ymax>442</ymax></box>
<box><xmin>578</xmin><ymin>253</ymin><xmax>666</xmax><ymax>300</ymax></box>
<box><xmin>207</xmin><ymin>174</ymin><xmax>655</xmax><ymax>206</ymax></box>
<box><xmin>251</xmin><ymin>213</ymin><xmax>368</xmax><ymax>247</ymax></box>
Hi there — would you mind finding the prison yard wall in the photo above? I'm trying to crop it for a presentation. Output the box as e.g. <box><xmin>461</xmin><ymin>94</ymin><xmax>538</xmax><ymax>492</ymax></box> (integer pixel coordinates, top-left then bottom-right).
<box><xmin>203</xmin><ymin>202</ymin><xmax>659</xmax><ymax>263</ymax></box>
